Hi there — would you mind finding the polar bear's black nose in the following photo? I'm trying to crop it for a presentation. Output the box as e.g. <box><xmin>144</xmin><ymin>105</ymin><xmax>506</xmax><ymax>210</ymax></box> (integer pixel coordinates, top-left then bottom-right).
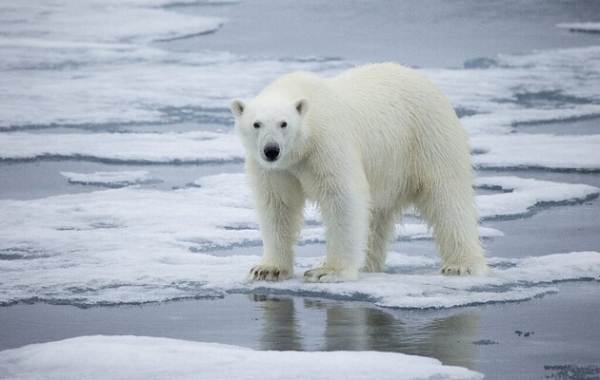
<box><xmin>263</xmin><ymin>143</ymin><xmax>280</xmax><ymax>161</ymax></box>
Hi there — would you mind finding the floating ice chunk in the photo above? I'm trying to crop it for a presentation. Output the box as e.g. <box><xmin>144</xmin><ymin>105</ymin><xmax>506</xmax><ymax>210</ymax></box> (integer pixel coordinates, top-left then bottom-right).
<box><xmin>60</xmin><ymin>171</ymin><xmax>157</xmax><ymax>188</ymax></box>
<box><xmin>476</xmin><ymin>176</ymin><xmax>600</xmax><ymax>219</ymax></box>
<box><xmin>0</xmin><ymin>336</ymin><xmax>483</xmax><ymax>380</ymax></box>
<box><xmin>471</xmin><ymin>134</ymin><xmax>600</xmax><ymax>172</ymax></box>
<box><xmin>557</xmin><ymin>22</ymin><xmax>600</xmax><ymax>34</ymax></box>
<box><xmin>0</xmin><ymin>131</ymin><xmax>243</xmax><ymax>164</ymax></box>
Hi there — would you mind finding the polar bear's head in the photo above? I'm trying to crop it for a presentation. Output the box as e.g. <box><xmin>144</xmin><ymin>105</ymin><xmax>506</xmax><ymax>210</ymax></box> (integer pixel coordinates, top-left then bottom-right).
<box><xmin>231</xmin><ymin>97</ymin><xmax>309</xmax><ymax>169</ymax></box>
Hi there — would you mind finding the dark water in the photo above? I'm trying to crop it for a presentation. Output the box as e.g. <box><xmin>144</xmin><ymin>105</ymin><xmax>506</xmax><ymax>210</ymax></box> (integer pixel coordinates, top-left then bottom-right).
<box><xmin>1</xmin><ymin>283</ymin><xmax>599</xmax><ymax>380</ymax></box>
<box><xmin>164</xmin><ymin>0</ymin><xmax>600</xmax><ymax>68</ymax></box>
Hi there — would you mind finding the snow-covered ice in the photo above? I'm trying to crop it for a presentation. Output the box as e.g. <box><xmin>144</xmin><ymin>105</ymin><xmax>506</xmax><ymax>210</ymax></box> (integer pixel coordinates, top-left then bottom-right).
<box><xmin>2</xmin><ymin>0</ymin><xmax>600</xmax><ymax>133</ymax></box>
<box><xmin>0</xmin><ymin>131</ymin><xmax>242</xmax><ymax>164</ymax></box>
<box><xmin>0</xmin><ymin>336</ymin><xmax>484</xmax><ymax>380</ymax></box>
<box><xmin>471</xmin><ymin>134</ymin><xmax>600</xmax><ymax>172</ymax></box>
<box><xmin>0</xmin><ymin>0</ymin><xmax>349</xmax><ymax>128</ymax></box>
<box><xmin>476</xmin><ymin>176</ymin><xmax>600</xmax><ymax>219</ymax></box>
<box><xmin>0</xmin><ymin>173</ymin><xmax>597</xmax><ymax>308</ymax></box>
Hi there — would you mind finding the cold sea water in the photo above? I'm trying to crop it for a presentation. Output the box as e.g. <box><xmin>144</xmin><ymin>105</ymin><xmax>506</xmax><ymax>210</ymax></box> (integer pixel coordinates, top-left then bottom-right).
<box><xmin>0</xmin><ymin>1</ymin><xmax>599</xmax><ymax>379</ymax></box>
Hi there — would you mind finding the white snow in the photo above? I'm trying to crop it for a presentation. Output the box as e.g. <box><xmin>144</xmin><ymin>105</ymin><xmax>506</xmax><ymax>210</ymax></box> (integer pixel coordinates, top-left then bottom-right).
<box><xmin>0</xmin><ymin>173</ymin><xmax>597</xmax><ymax>308</ymax></box>
<box><xmin>0</xmin><ymin>336</ymin><xmax>483</xmax><ymax>380</ymax></box>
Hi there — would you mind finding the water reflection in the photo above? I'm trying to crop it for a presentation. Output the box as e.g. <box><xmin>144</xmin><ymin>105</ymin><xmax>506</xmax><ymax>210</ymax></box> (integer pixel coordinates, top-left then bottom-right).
<box><xmin>251</xmin><ymin>295</ymin><xmax>480</xmax><ymax>369</ymax></box>
<box><xmin>252</xmin><ymin>295</ymin><xmax>302</xmax><ymax>351</ymax></box>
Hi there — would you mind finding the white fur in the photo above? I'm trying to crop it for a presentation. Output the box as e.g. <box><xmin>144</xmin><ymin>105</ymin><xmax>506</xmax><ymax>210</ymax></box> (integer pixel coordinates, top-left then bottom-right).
<box><xmin>231</xmin><ymin>63</ymin><xmax>490</xmax><ymax>283</ymax></box>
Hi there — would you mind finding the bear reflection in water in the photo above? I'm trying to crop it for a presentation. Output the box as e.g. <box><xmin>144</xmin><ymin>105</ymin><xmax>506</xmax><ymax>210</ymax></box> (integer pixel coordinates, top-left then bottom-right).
<box><xmin>251</xmin><ymin>295</ymin><xmax>479</xmax><ymax>370</ymax></box>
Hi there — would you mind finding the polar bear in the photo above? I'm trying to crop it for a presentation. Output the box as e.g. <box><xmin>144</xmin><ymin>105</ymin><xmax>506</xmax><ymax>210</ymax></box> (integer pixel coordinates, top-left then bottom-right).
<box><xmin>231</xmin><ymin>63</ymin><xmax>489</xmax><ymax>283</ymax></box>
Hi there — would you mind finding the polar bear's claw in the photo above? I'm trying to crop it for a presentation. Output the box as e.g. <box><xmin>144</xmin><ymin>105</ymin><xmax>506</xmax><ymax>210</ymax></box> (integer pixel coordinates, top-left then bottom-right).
<box><xmin>247</xmin><ymin>265</ymin><xmax>292</xmax><ymax>282</ymax></box>
<box><xmin>441</xmin><ymin>263</ymin><xmax>491</xmax><ymax>276</ymax></box>
<box><xmin>303</xmin><ymin>268</ymin><xmax>359</xmax><ymax>283</ymax></box>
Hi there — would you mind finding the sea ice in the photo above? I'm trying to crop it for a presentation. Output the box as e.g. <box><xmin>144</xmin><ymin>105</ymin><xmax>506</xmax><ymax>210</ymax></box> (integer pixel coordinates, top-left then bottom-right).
<box><xmin>0</xmin><ymin>336</ymin><xmax>484</xmax><ymax>380</ymax></box>
<box><xmin>0</xmin><ymin>173</ymin><xmax>597</xmax><ymax>308</ymax></box>
<box><xmin>0</xmin><ymin>131</ymin><xmax>242</xmax><ymax>164</ymax></box>
<box><xmin>476</xmin><ymin>176</ymin><xmax>600</xmax><ymax>219</ymax></box>
<box><xmin>1</xmin><ymin>131</ymin><xmax>599</xmax><ymax>173</ymax></box>
<box><xmin>471</xmin><ymin>134</ymin><xmax>600</xmax><ymax>171</ymax></box>
<box><xmin>2</xmin><ymin>0</ymin><xmax>600</xmax><ymax>134</ymax></box>
<box><xmin>0</xmin><ymin>0</ymin><xmax>598</xmax><ymax>313</ymax></box>
<box><xmin>0</xmin><ymin>0</ymin><xmax>225</xmax><ymax>44</ymax></box>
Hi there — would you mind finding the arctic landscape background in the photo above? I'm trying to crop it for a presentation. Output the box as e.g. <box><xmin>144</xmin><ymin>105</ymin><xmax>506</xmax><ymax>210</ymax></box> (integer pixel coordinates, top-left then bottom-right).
<box><xmin>0</xmin><ymin>1</ymin><xmax>599</xmax><ymax>379</ymax></box>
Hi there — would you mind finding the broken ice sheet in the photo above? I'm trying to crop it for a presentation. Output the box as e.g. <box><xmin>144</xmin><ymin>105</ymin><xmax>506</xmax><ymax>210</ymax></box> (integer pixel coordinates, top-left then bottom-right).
<box><xmin>0</xmin><ymin>173</ymin><xmax>597</xmax><ymax>308</ymax></box>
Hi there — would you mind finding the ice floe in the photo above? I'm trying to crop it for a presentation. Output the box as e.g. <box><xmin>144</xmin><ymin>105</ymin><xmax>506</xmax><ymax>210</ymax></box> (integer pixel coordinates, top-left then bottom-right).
<box><xmin>60</xmin><ymin>171</ymin><xmax>158</xmax><ymax>188</ymax></box>
<box><xmin>476</xmin><ymin>176</ymin><xmax>600</xmax><ymax>219</ymax></box>
<box><xmin>471</xmin><ymin>134</ymin><xmax>600</xmax><ymax>172</ymax></box>
<box><xmin>0</xmin><ymin>173</ymin><xmax>597</xmax><ymax>308</ymax></box>
<box><xmin>0</xmin><ymin>336</ymin><xmax>484</xmax><ymax>380</ymax></box>
<box><xmin>0</xmin><ymin>131</ymin><xmax>242</xmax><ymax>164</ymax></box>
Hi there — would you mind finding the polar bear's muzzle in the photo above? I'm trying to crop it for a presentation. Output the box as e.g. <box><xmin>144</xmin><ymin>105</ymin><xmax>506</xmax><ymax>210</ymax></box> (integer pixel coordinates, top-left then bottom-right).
<box><xmin>263</xmin><ymin>142</ymin><xmax>281</xmax><ymax>162</ymax></box>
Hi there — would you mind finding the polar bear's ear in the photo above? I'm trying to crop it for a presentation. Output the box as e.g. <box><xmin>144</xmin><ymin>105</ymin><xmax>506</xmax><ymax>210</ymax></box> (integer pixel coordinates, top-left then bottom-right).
<box><xmin>294</xmin><ymin>98</ymin><xmax>308</xmax><ymax>116</ymax></box>
<box><xmin>230</xmin><ymin>99</ymin><xmax>246</xmax><ymax>118</ymax></box>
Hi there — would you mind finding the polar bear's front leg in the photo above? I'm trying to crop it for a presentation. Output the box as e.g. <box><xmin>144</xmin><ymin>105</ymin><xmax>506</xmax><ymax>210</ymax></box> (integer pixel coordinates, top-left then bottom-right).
<box><xmin>304</xmin><ymin>176</ymin><xmax>370</xmax><ymax>283</ymax></box>
<box><xmin>247</xmin><ymin>162</ymin><xmax>305</xmax><ymax>282</ymax></box>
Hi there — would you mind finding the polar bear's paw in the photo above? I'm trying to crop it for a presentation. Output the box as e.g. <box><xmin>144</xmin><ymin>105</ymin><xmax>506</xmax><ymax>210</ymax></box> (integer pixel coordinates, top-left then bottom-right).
<box><xmin>247</xmin><ymin>265</ymin><xmax>292</xmax><ymax>282</ymax></box>
<box><xmin>303</xmin><ymin>267</ymin><xmax>360</xmax><ymax>283</ymax></box>
<box><xmin>441</xmin><ymin>262</ymin><xmax>491</xmax><ymax>276</ymax></box>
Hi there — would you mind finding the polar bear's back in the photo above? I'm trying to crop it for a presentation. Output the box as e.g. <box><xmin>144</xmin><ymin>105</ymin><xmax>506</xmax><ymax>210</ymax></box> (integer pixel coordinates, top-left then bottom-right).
<box><xmin>259</xmin><ymin>63</ymin><xmax>472</xmax><ymax>207</ymax></box>
<box><xmin>329</xmin><ymin>63</ymin><xmax>470</xmax><ymax>191</ymax></box>
<box><xmin>330</xmin><ymin>63</ymin><xmax>458</xmax><ymax>128</ymax></box>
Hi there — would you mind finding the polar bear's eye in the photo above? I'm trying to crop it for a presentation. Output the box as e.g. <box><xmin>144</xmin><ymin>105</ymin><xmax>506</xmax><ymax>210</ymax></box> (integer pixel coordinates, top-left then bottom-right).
<box><xmin>280</xmin><ymin>122</ymin><xmax>287</xmax><ymax>128</ymax></box>
<box><xmin>253</xmin><ymin>122</ymin><xmax>260</xmax><ymax>129</ymax></box>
